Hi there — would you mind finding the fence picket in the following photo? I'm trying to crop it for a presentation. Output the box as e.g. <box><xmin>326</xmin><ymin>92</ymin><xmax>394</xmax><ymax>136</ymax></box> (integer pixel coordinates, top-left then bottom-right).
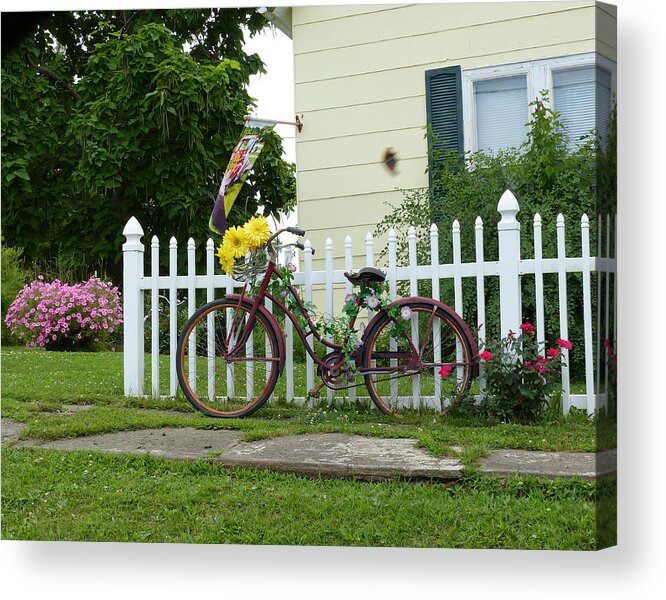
<box><xmin>430</xmin><ymin>223</ymin><xmax>442</xmax><ymax>406</ymax></box>
<box><xmin>169</xmin><ymin>237</ymin><xmax>178</xmax><ymax>397</ymax></box>
<box><xmin>556</xmin><ymin>214</ymin><xmax>571</xmax><ymax>413</ymax></box>
<box><xmin>151</xmin><ymin>236</ymin><xmax>160</xmax><ymax>398</ymax></box>
<box><xmin>325</xmin><ymin>237</ymin><xmax>334</xmax><ymax>402</ymax></box>
<box><xmin>408</xmin><ymin>226</ymin><xmax>420</xmax><ymax>407</ymax></box>
<box><xmin>265</xmin><ymin>295</ymin><xmax>273</xmax><ymax>384</ymax></box>
<box><xmin>474</xmin><ymin>218</ymin><xmax>486</xmax><ymax>393</ymax></box>
<box><xmin>187</xmin><ymin>238</ymin><xmax>196</xmax><ymax>391</ymax></box>
<box><xmin>284</xmin><ymin>247</ymin><xmax>295</xmax><ymax>402</ymax></box>
<box><xmin>206</xmin><ymin>239</ymin><xmax>215</xmax><ymax>402</ymax></box>
<box><xmin>581</xmin><ymin>215</ymin><xmax>595</xmax><ymax>415</ymax></box>
<box><xmin>533</xmin><ymin>214</ymin><xmax>545</xmax><ymax>356</ymax></box>
<box><xmin>388</xmin><ymin>229</ymin><xmax>398</xmax><ymax>404</ymax></box>
<box><xmin>344</xmin><ymin>236</ymin><xmax>356</xmax><ymax>403</ymax></box>
<box><xmin>452</xmin><ymin>220</ymin><xmax>463</xmax><ymax>386</ymax></box>
<box><xmin>304</xmin><ymin>240</ymin><xmax>314</xmax><ymax>399</ymax></box>
<box><xmin>225</xmin><ymin>279</ymin><xmax>234</xmax><ymax>399</ymax></box>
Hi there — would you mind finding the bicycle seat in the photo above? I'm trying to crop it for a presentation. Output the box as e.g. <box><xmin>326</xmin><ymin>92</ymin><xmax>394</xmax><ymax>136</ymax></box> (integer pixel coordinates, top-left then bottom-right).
<box><xmin>344</xmin><ymin>266</ymin><xmax>386</xmax><ymax>286</ymax></box>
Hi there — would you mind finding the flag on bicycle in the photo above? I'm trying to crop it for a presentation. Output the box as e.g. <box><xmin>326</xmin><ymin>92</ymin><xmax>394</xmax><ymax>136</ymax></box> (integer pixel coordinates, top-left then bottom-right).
<box><xmin>209</xmin><ymin>119</ymin><xmax>277</xmax><ymax>236</ymax></box>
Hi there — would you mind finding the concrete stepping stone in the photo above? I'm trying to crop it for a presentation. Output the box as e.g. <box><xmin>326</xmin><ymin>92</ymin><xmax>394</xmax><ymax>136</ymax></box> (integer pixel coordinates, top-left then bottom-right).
<box><xmin>1</xmin><ymin>418</ymin><xmax>28</xmax><ymax>445</ymax></box>
<box><xmin>14</xmin><ymin>427</ymin><xmax>243</xmax><ymax>460</ymax></box>
<box><xmin>217</xmin><ymin>433</ymin><xmax>464</xmax><ymax>481</ymax></box>
<box><xmin>479</xmin><ymin>448</ymin><xmax>617</xmax><ymax>479</ymax></box>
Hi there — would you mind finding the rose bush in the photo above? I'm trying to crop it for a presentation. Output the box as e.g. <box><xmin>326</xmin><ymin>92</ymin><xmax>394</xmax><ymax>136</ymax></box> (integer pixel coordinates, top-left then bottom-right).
<box><xmin>479</xmin><ymin>323</ymin><xmax>571</xmax><ymax>423</ymax></box>
<box><xmin>4</xmin><ymin>276</ymin><xmax>122</xmax><ymax>351</ymax></box>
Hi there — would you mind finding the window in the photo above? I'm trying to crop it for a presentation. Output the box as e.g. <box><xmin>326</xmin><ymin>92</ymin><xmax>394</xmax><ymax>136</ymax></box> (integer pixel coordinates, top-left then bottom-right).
<box><xmin>425</xmin><ymin>53</ymin><xmax>616</xmax><ymax>156</ymax></box>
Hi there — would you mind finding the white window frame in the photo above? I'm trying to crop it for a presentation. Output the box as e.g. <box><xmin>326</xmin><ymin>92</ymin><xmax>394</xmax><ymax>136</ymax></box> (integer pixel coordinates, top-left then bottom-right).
<box><xmin>462</xmin><ymin>53</ymin><xmax>616</xmax><ymax>153</ymax></box>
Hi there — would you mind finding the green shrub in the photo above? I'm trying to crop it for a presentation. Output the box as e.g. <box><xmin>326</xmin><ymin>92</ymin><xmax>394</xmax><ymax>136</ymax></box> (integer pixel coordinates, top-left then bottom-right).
<box><xmin>1</xmin><ymin>241</ymin><xmax>29</xmax><ymax>344</ymax></box>
<box><xmin>375</xmin><ymin>95</ymin><xmax>617</xmax><ymax>378</ymax></box>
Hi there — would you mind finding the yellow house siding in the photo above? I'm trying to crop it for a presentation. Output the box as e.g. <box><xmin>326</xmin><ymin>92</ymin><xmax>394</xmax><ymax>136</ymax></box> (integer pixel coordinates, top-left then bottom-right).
<box><xmin>293</xmin><ymin>1</ymin><xmax>613</xmax><ymax>275</ymax></box>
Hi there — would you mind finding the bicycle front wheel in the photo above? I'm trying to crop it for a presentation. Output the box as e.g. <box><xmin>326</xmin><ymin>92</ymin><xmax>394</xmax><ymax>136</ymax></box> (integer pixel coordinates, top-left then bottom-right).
<box><xmin>362</xmin><ymin>300</ymin><xmax>475</xmax><ymax>415</ymax></box>
<box><xmin>176</xmin><ymin>298</ymin><xmax>281</xmax><ymax>418</ymax></box>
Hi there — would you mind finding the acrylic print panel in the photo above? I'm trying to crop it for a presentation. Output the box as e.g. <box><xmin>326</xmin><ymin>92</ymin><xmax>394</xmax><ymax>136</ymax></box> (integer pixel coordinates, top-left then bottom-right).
<box><xmin>1</xmin><ymin>0</ymin><xmax>615</xmax><ymax>560</ymax></box>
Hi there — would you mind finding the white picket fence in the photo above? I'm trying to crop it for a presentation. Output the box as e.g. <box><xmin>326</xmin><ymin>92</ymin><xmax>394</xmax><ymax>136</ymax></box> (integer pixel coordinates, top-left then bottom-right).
<box><xmin>122</xmin><ymin>189</ymin><xmax>616</xmax><ymax>415</ymax></box>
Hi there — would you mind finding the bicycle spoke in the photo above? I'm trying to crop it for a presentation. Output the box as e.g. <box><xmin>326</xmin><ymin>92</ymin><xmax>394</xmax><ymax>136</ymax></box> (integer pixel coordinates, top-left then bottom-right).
<box><xmin>363</xmin><ymin>303</ymin><xmax>473</xmax><ymax>414</ymax></box>
<box><xmin>177</xmin><ymin>299</ymin><xmax>279</xmax><ymax>417</ymax></box>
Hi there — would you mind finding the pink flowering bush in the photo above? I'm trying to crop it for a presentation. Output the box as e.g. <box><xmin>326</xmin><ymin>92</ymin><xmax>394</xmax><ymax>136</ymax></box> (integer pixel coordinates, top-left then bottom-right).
<box><xmin>479</xmin><ymin>322</ymin><xmax>570</xmax><ymax>423</ymax></box>
<box><xmin>4</xmin><ymin>276</ymin><xmax>123</xmax><ymax>351</ymax></box>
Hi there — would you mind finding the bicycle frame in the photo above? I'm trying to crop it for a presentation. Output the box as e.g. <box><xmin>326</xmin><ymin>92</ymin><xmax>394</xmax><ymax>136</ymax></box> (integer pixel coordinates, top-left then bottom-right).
<box><xmin>224</xmin><ymin>256</ymin><xmax>460</xmax><ymax>380</ymax></box>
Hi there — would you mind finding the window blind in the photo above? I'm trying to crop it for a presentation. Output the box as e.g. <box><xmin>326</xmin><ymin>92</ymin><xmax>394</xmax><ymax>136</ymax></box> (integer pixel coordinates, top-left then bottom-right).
<box><xmin>553</xmin><ymin>66</ymin><xmax>612</xmax><ymax>146</ymax></box>
<box><xmin>474</xmin><ymin>75</ymin><xmax>529</xmax><ymax>153</ymax></box>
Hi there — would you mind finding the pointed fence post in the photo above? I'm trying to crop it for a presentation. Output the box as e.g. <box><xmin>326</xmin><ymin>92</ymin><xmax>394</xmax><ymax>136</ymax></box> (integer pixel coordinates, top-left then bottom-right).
<box><xmin>497</xmin><ymin>190</ymin><xmax>522</xmax><ymax>337</ymax></box>
<box><xmin>123</xmin><ymin>217</ymin><xmax>145</xmax><ymax>397</ymax></box>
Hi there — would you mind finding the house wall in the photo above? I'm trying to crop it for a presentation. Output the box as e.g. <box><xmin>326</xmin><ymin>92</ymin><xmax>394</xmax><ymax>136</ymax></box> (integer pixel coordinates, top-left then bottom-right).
<box><xmin>292</xmin><ymin>1</ymin><xmax>616</xmax><ymax>276</ymax></box>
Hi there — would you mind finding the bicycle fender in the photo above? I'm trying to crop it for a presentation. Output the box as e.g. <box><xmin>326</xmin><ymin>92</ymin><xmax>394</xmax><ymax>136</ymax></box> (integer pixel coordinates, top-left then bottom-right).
<box><xmin>225</xmin><ymin>294</ymin><xmax>286</xmax><ymax>375</ymax></box>
<box><xmin>363</xmin><ymin>297</ymin><xmax>479</xmax><ymax>377</ymax></box>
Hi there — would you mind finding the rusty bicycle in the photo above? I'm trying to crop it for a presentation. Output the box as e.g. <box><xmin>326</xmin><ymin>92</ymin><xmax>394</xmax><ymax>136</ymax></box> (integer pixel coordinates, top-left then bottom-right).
<box><xmin>176</xmin><ymin>226</ymin><xmax>478</xmax><ymax>417</ymax></box>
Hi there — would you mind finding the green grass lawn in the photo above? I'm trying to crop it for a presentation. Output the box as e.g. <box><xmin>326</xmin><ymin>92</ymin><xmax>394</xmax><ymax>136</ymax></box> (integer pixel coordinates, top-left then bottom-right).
<box><xmin>1</xmin><ymin>346</ymin><xmax>615</xmax><ymax>549</ymax></box>
<box><xmin>1</xmin><ymin>446</ymin><xmax>613</xmax><ymax>549</ymax></box>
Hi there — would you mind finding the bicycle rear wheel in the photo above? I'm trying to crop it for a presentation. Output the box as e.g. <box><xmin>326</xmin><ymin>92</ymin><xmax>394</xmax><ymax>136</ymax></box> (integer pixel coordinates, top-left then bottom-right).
<box><xmin>361</xmin><ymin>300</ymin><xmax>475</xmax><ymax>415</ymax></box>
<box><xmin>176</xmin><ymin>298</ymin><xmax>281</xmax><ymax>418</ymax></box>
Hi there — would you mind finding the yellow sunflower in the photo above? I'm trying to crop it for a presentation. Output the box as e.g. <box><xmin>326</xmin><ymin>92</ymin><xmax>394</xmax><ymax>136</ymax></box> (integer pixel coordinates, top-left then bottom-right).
<box><xmin>243</xmin><ymin>215</ymin><xmax>271</xmax><ymax>249</ymax></box>
<box><xmin>222</xmin><ymin>226</ymin><xmax>250</xmax><ymax>259</ymax></box>
<box><xmin>215</xmin><ymin>243</ymin><xmax>236</xmax><ymax>275</ymax></box>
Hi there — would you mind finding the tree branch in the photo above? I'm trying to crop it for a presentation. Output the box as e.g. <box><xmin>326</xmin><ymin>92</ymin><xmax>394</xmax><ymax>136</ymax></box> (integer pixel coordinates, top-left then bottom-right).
<box><xmin>120</xmin><ymin>10</ymin><xmax>144</xmax><ymax>37</ymax></box>
<box><xmin>33</xmin><ymin>61</ymin><xmax>81</xmax><ymax>101</ymax></box>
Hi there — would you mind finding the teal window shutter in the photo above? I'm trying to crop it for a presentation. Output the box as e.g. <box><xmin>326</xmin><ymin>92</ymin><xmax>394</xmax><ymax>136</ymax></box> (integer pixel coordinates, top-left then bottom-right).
<box><xmin>425</xmin><ymin>66</ymin><xmax>464</xmax><ymax>159</ymax></box>
<box><xmin>425</xmin><ymin>66</ymin><xmax>463</xmax><ymax>197</ymax></box>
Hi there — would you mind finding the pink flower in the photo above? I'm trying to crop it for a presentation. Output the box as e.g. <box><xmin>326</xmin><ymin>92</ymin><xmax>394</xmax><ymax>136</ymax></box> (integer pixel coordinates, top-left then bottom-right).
<box><xmin>520</xmin><ymin>322</ymin><xmax>535</xmax><ymax>334</ymax></box>
<box><xmin>557</xmin><ymin>338</ymin><xmax>573</xmax><ymax>350</ymax></box>
<box><xmin>480</xmin><ymin>350</ymin><xmax>493</xmax><ymax>361</ymax></box>
<box><xmin>523</xmin><ymin>360</ymin><xmax>533</xmax><ymax>371</ymax></box>
<box><xmin>546</xmin><ymin>348</ymin><xmax>559</xmax><ymax>358</ymax></box>
<box><xmin>438</xmin><ymin>365</ymin><xmax>453</xmax><ymax>379</ymax></box>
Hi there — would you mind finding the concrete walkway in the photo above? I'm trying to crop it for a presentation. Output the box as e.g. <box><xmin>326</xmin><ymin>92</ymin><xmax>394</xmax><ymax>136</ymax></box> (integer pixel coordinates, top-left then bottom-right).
<box><xmin>2</xmin><ymin>418</ymin><xmax>616</xmax><ymax>482</ymax></box>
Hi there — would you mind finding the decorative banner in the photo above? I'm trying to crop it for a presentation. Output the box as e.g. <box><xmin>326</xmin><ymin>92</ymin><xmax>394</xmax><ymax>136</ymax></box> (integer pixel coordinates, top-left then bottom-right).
<box><xmin>209</xmin><ymin>132</ymin><xmax>263</xmax><ymax>235</ymax></box>
<box><xmin>210</xmin><ymin>119</ymin><xmax>278</xmax><ymax>236</ymax></box>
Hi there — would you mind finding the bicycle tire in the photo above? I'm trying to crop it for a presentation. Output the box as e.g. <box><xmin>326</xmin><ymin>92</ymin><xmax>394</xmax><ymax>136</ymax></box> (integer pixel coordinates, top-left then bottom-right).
<box><xmin>176</xmin><ymin>297</ymin><xmax>281</xmax><ymax>418</ymax></box>
<box><xmin>361</xmin><ymin>300</ymin><xmax>475</xmax><ymax>415</ymax></box>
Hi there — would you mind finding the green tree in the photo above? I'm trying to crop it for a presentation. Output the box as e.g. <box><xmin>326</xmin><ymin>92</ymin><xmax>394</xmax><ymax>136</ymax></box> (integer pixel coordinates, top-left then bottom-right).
<box><xmin>1</xmin><ymin>9</ymin><xmax>296</xmax><ymax>282</ymax></box>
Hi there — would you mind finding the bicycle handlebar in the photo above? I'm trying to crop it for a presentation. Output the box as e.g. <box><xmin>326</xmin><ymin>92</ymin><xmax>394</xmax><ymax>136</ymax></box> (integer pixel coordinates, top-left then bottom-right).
<box><xmin>267</xmin><ymin>227</ymin><xmax>316</xmax><ymax>257</ymax></box>
<box><xmin>287</xmin><ymin>226</ymin><xmax>306</xmax><ymax>237</ymax></box>
<box><xmin>295</xmin><ymin>241</ymin><xmax>315</xmax><ymax>255</ymax></box>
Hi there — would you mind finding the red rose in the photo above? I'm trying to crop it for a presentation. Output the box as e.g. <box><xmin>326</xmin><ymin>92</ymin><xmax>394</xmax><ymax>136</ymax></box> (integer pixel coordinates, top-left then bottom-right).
<box><xmin>546</xmin><ymin>348</ymin><xmax>559</xmax><ymax>358</ymax></box>
<box><xmin>480</xmin><ymin>350</ymin><xmax>493</xmax><ymax>361</ymax></box>
<box><xmin>438</xmin><ymin>365</ymin><xmax>453</xmax><ymax>379</ymax></box>
<box><xmin>520</xmin><ymin>322</ymin><xmax>535</xmax><ymax>333</ymax></box>
<box><xmin>557</xmin><ymin>338</ymin><xmax>573</xmax><ymax>350</ymax></box>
